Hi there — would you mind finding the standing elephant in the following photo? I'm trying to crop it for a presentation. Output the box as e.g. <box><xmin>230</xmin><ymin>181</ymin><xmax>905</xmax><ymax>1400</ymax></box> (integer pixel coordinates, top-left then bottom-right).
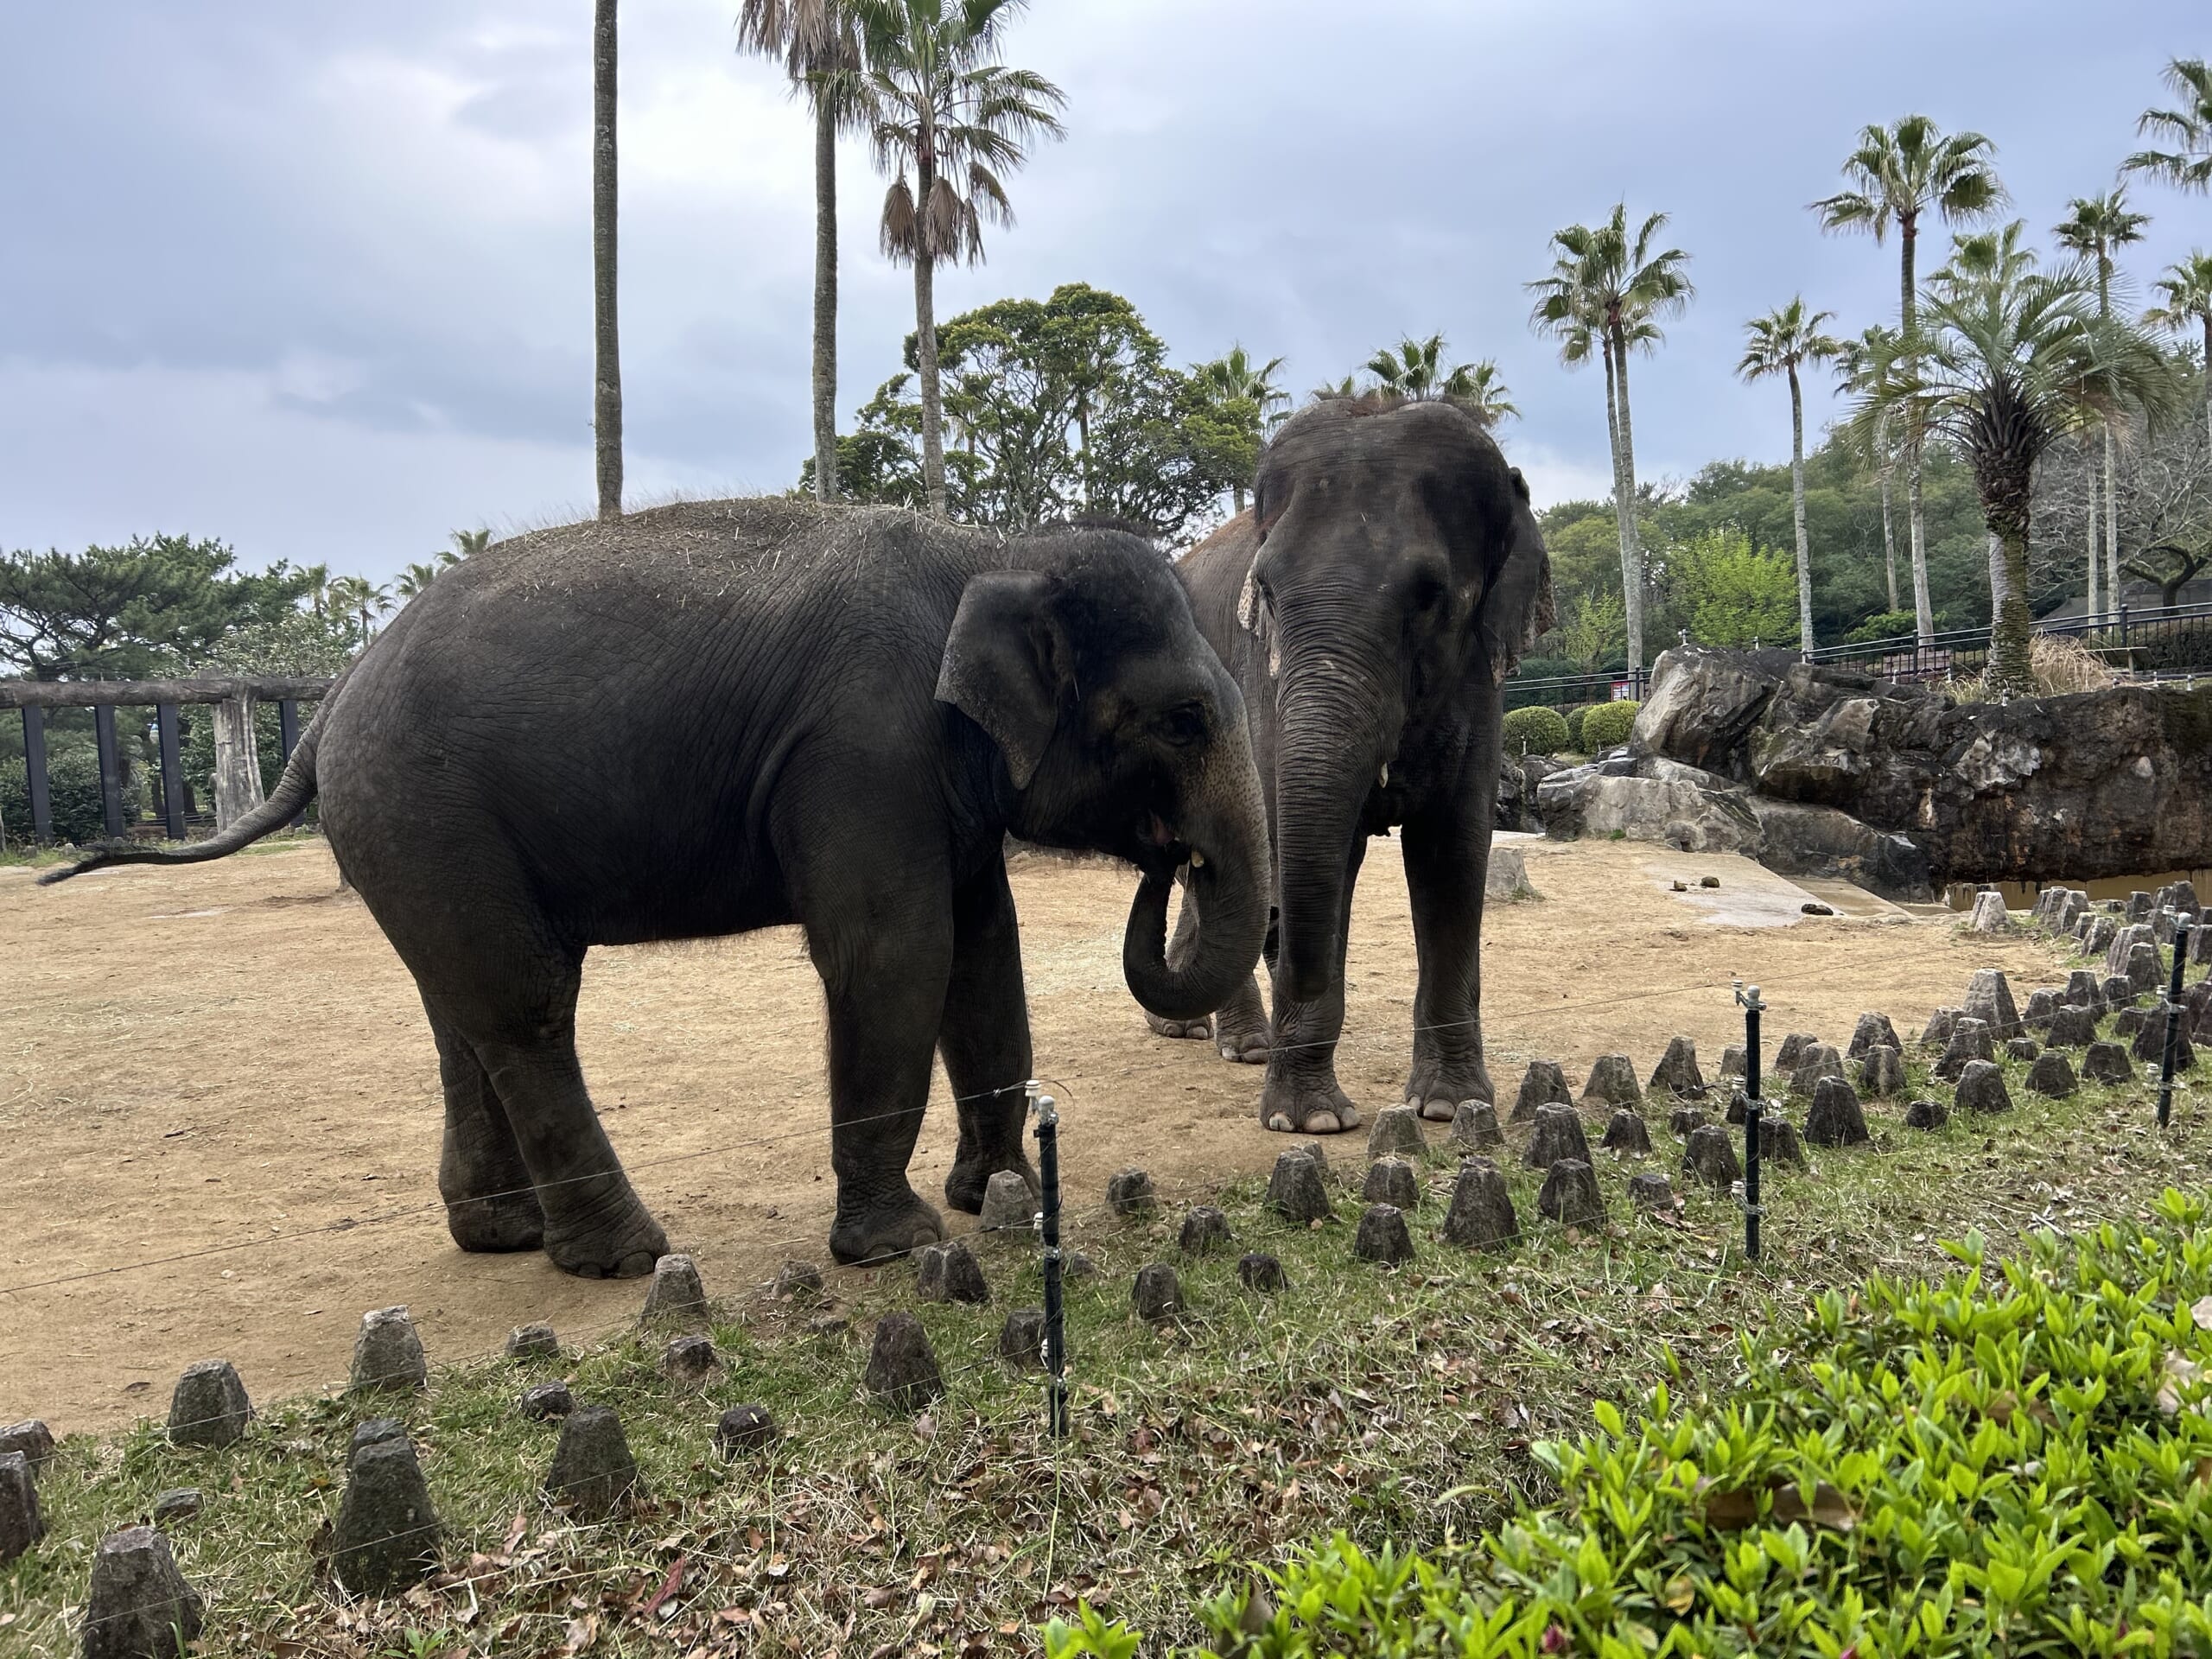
<box><xmin>1146</xmin><ymin>397</ymin><xmax>1553</xmax><ymax>1133</ymax></box>
<box><xmin>48</xmin><ymin>499</ymin><xmax>1270</xmax><ymax>1273</ymax></box>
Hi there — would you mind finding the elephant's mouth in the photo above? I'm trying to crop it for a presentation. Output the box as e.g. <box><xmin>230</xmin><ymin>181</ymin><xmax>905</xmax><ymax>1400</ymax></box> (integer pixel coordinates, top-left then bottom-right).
<box><xmin>1132</xmin><ymin>810</ymin><xmax>1189</xmax><ymax>876</ymax></box>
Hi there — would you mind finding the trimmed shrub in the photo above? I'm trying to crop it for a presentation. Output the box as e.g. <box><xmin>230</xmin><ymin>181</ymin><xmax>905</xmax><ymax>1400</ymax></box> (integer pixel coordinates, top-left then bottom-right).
<box><xmin>1579</xmin><ymin>699</ymin><xmax>1639</xmax><ymax>753</ymax></box>
<box><xmin>1498</xmin><ymin>706</ymin><xmax>1569</xmax><ymax>759</ymax></box>
<box><xmin>1052</xmin><ymin>1190</ymin><xmax>2212</xmax><ymax>1658</ymax></box>
<box><xmin>1844</xmin><ymin>608</ymin><xmax>1918</xmax><ymax>645</ymax></box>
<box><xmin>1561</xmin><ymin>702</ymin><xmax>1598</xmax><ymax>751</ymax></box>
<box><xmin>1</xmin><ymin>746</ymin><xmax>108</xmax><ymax>847</ymax></box>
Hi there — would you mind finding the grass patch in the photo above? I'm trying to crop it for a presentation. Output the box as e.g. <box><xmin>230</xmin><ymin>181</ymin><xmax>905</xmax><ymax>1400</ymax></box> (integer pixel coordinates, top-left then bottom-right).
<box><xmin>1</xmin><ymin>983</ymin><xmax>2203</xmax><ymax>1655</ymax></box>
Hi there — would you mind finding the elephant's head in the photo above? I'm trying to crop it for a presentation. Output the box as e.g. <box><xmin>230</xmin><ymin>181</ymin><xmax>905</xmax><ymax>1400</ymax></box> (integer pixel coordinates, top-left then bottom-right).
<box><xmin>936</xmin><ymin>528</ymin><xmax>1270</xmax><ymax>1022</ymax></box>
<box><xmin>1242</xmin><ymin>398</ymin><xmax>1554</xmax><ymax>1000</ymax></box>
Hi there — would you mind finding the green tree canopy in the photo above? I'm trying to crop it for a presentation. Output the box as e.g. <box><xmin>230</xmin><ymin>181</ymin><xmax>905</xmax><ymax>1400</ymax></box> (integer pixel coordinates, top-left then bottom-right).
<box><xmin>811</xmin><ymin>282</ymin><xmax>1247</xmax><ymax>543</ymax></box>
<box><xmin>1667</xmin><ymin>527</ymin><xmax>1800</xmax><ymax>648</ymax></box>
<box><xmin>0</xmin><ymin>536</ymin><xmax>320</xmax><ymax>680</ymax></box>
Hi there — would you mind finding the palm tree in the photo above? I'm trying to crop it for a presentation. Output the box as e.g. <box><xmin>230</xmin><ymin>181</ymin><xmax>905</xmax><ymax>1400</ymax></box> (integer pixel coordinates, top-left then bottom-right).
<box><xmin>1834</xmin><ymin>328</ymin><xmax>1902</xmax><ymax>613</ymax></box>
<box><xmin>2124</xmin><ymin>58</ymin><xmax>2212</xmax><ymax>195</ymax></box>
<box><xmin>2145</xmin><ymin>251</ymin><xmax>2212</xmax><ymax>451</ymax></box>
<box><xmin>1454</xmin><ymin>360</ymin><xmax>1518</xmax><ymax>428</ymax></box>
<box><xmin>1196</xmin><ymin>345</ymin><xmax>1288</xmax><ymax>514</ymax></box>
<box><xmin>1528</xmin><ymin>205</ymin><xmax>1693</xmax><ymax>681</ymax></box>
<box><xmin>1856</xmin><ymin>251</ymin><xmax>2172</xmax><ymax>695</ymax></box>
<box><xmin>1813</xmin><ymin>116</ymin><xmax>2006</xmax><ymax>645</ymax></box>
<box><xmin>738</xmin><ymin>0</ymin><xmax>864</xmax><ymax>502</ymax></box>
<box><xmin>592</xmin><ymin>0</ymin><xmax>623</xmax><ymax>521</ymax></box>
<box><xmin>303</xmin><ymin>563</ymin><xmax>334</xmax><ymax>620</ymax></box>
<box><xmin>1738</xmin><ymin>299</ymin><xmax>1845</xmax><ymax>657</ymax></box>
<box><xmin>396</xmin><ymin>562</ymin><xmax>442</xmax><ymax>601</ymax></box>
<box><xmin>1308</xmin><ymin>373</ymin><xmax>1360</xmax><ymax>401</ymax></box>
<box><xmin>1364</xmin><ymin>333</ymin><xmax>1468</xmax><ymax>400</ymax></box>
<box><xmin>853</xmin><ymin>0</ymin><xmax>1065</xmax><ymax>515</ymax></box>
<box><xmin>441</xmin><ymin>527</ymin><xmax>493</xmax><ymax>568</ymax></box>
<box><xmin>2055</xmin><ymin>188</ymin><xmax>2152</xmax><ymax>612</ymax></box>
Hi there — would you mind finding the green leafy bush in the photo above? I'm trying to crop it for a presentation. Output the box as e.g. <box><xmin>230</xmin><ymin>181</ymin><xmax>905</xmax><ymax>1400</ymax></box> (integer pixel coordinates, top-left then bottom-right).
<box><xmin>1845</xmin><ymin>608</ymin><xmax>1919</xmax><ymax>645</ymax></box>
<box><xmin>1579</xmin><ymin>699</ymin><xmax>1639</xmax><ymax>753</ymax></box>
<box><xmin>1070</xmin><ymin>1192</ymin><xmax>2212</xmax><ymax>1657</ymax></box>
<box><xmin>1561</xmin><ymin>703</ymin><xmax>1597</xmax><ymax>751</ymax></box>
<box><xmin>1</xmin><ymin>746</ymin><xmax>109</xmax><ymax>847</ymax></box>
<box><xmin>1499</xmin><ymin>706</ymin><xmax>1570</xmax><ymax>759</ymax></box>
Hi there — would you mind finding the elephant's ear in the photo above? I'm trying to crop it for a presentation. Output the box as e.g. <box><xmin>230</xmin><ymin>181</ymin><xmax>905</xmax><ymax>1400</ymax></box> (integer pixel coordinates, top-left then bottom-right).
<box><xmin>1476</xmin><ymin>467</ymin><xmax>1555</xmax><ymax>684</ymax></box>
<box><xmin>936</xmin><ymin>569</ymin><xmax>1068</xmax><ymax>790</ymax></box>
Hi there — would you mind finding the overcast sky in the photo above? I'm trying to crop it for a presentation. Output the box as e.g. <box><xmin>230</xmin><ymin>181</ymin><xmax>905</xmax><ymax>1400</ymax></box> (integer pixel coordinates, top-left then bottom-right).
<box><xmin>1</xmin><ymin>2</ymin><xmax>2202</xmax><ymax>582</ymax></box>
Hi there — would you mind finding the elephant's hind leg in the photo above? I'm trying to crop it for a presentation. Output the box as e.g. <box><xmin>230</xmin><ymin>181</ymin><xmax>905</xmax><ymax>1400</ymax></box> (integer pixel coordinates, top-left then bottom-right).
<box><xmin>427</xmin><ymin>1002</ymin><xmax>545</xmax><ymax>1253</ymax></box>
<box><xmin>940</xmin><ymin>861</ymin><xmax>1038</xmax><ymax>1215</ymax></box>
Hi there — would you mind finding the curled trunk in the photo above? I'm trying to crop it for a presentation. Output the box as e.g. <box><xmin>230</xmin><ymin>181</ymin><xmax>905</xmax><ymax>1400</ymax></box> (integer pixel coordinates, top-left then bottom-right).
<box><xmin>1121</xmin><ymin>742</ymin><xmax>1271</xmax><ymax>1022</ymax></box>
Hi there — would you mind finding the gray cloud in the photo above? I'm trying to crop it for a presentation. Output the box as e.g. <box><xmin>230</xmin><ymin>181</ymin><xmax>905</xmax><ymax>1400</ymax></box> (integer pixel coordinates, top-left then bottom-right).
<box><xmin>0</xmin><ymin>0</ymin><xmax>2199</xmax><ymax>577</ymax></box>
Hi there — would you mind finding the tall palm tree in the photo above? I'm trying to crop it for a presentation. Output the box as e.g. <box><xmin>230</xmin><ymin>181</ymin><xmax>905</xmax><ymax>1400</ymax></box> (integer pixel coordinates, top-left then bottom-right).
<box><xmin>853</xmin><ymin>0</ymin><xmax>1065</xmax><ymax>515</ymax></box>
<box><xmin>738</xmin><ymin>0</ymin><xmax>863</xmax><ymax>502</ymax></box>
<box><xmin>1196</xmin><ymin>345</ymin><xmax>1288</xmax><ymax>514</ymax></box>
<box><xmin>593</xmin><ymin>0</ymin><xmax>623</xmax><ymax>521</ymax></box>
<box><xmin>1813</xmin><ymin>116</ymin><xmax>2006</xmax><ymax>645</ymax></box>
<box><xmin>1738</xmin><ymin>299</ymin><xmax>1845</xmax><ymax>656</ymax></box>
<box><xmin>304</xmin><ymin>563</ymin><xmax>334</xmax><ymax>620</ymax></box>
<box><xmin>1857</xmin><ymin>251</ymin><xmax>2172</xmax><ymax>695</ymax></box>
<box><xmin>2124</xmin><ymin>58</ymin><xmax>2212</xmax><ymax>195</ymax></box>
<box><xmin>2144</xmin><ymin>250</ymin><xmax>2212</xmax><ymax>451</ymax></box>
<box><xmin>1454</xmin><ymin>359</ymin><xmax>1518</xmax><ymax>428</ymax></box>
<box><xmin>441</xmin><ymin>527</ymin><xmax>493</xmax><ymax>568</ymax></box>
<box><xmin>1834</xmin><ymin>328</ymin><xmax>1901</xmax><ymax>613</ymax></box>
<box><xmin>2055</xmin><ymin>188</ymin><xmax>2152</xmax><ymax>611</ymax></box>
<box><xmin>1528</xmin><ymin>205</ymin><xmax>1692</xmax><ymax>680</ymax></box>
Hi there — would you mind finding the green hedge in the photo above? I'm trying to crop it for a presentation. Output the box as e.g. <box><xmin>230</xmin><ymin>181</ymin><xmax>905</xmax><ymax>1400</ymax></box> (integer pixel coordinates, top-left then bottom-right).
<box><xmin>1</xmin><ymin>747</ymin><xmax>109</xmax><ymax>847</ymax></box>
<box><xmin>1561</xmin><ymin>702</ymin><xmax>1598</xmax><ymax>751</ymax></box>
<box><xmin>1580</xmin><ymin>698</ymin><xmax>1639</xmax><ymax>753</ymax></box>
<box><xmin>1500</xmin><ymin>706</ymin><xmax>1570</xmax><ymax>759</ymax></box>
<box><xmin>1049</xmin><ymin>1191</ymin><xmax>2212</xmax><ymax>1657</ymax></box>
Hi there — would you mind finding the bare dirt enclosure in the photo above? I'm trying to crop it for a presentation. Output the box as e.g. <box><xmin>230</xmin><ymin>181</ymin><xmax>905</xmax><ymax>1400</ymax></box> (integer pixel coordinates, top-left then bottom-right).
<box><xmin>0</xmin><ymin>836</ymin><xmax>2060</xmax><ymax>1431</ymax></box>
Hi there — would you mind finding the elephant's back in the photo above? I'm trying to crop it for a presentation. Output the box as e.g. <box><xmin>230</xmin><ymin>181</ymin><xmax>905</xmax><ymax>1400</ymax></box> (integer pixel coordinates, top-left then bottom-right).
<box><xmin>1173</xmin><ymin>512</ymin><xmax>1259</xmax><ymax>660</ymax></box>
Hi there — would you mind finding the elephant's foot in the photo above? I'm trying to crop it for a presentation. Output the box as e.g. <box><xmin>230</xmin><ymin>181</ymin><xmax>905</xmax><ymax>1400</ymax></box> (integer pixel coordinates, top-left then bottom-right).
<box><xmin>1260</xmin><ymin>1071</ymin><xmax>1363</xmax><ymax>1135</ymax></box>
<box><xmin>1147</xmin><ymin>1011</ymin><xmax>1213</xmax><ymax>1042</ymax></box>
<box><xmin>543</xmin><ymin>1183</ymin><xmax>669</xmax><ymax>1280</ymax></box>
<box><xmin>1212</xmin><ymin>983</ymin><xmax>1271</xmax><ymax>1065</ymax></box>
<box><xmin>830</xmin><ymin>1185</ymin><xmax>947</xmax><ymax>1268</ymax></box>
<box><xmin>1407</xmin><ymin>1053</ymin><xmax>1493</xmax><ymax>1122</ymax></box>
<box><xmin>945</xmin><ymin>1150</ymin><xmax>1039</xmax><ymax>1215</ymax></box>
<box><xmin>444</xmin><ymin>1187</ymin><xmax>547</xmax><ymax>1254</ymax></box>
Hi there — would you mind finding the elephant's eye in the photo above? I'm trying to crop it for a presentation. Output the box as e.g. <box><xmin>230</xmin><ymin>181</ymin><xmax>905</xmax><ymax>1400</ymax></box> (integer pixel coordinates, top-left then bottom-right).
<box><xmin>1156</xmin><ymin>702</ymin><xmax>1206</xmax><ymax>746</ymax></box>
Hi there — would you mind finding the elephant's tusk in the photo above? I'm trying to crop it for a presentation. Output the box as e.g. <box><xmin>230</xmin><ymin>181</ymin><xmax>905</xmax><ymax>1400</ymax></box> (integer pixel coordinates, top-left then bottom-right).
<box><xmin>1190</xmin><ymin>849</ymin><xmax>1207</xmax><ymax>868</ymax></box>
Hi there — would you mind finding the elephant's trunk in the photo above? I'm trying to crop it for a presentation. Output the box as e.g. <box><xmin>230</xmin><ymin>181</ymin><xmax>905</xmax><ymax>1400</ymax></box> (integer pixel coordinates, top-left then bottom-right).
<box><xmin>1122</xmin><ymin>733</ymin><xmax>1271</xmax><ymax>1023</ymax></box>
<box><xmin>1270</xmin><ymin>664</ymin><xmax>1395</xmax><ymax>1005</ymax></box>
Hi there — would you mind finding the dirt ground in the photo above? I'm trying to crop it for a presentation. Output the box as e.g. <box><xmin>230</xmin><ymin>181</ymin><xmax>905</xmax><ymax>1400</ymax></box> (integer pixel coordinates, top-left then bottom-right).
<box><xmin>0</xmin><ymin>834</ymin><xmax>2065</xmax><ymax>1432</ymax></box>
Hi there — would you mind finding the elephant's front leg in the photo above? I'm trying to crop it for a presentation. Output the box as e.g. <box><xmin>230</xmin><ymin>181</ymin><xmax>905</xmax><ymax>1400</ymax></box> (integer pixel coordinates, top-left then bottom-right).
<box><xmin>1400</xmin><ymin>806</ymin><xmax>1494</xmax><ymax>1121</ymax></box>
<box><xmin>939</xmin><ymin>860</ymin><xmax>1039</xmax><ymax>1214</ymax></box>
<box><xmin>1260</xmin><ymin>837</ymin><xmax>1367</xmax><ymax>1134</ymax></box>
<box><xmin>815</xmin><ymin>899</ymin><xmax>957</xmax><ymax>1268</ymax></box>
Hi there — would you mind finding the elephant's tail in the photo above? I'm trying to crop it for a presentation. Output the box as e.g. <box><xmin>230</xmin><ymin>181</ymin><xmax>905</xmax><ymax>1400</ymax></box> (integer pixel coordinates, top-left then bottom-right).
<box><xmin>39</xmin><ymin>711</ymin><xmax>326</xmax><ymax>886</ymax></box>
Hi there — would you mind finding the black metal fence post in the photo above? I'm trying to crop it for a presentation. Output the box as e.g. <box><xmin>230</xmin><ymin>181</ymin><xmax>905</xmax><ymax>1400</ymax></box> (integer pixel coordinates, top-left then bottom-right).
<box><xmin>277</xmin><ymin>698</ymin><xmax>306</xmax><ymax>827</ymax></box>
<box><xmin>20</xmin><ymin>706</ymin><xmax>52</xmax><ymax>845</ymax></box>
<box><xmin>93</xmin><ymin>704</ymin><xmax>125</xmax><ymax>839</ymax></box>
<box><xmin>1736</xmin><ymin>982</ymin><xmax>1765</xmax><ymax>1261</ymax></box>
<box><xmin>2160</xmin><ymin>917</ymin><xmax>2190</xmax><ymax>1131</ymax></box>
<box><xmin>156</xmin><ymin>702</ymin><xmax>187</xmax><ymax>841</ymax></box>
<box><xmin>1030</xmin><ymin>1082</ymin><xmax>1070</xmax><ymax>1437</ymax></box>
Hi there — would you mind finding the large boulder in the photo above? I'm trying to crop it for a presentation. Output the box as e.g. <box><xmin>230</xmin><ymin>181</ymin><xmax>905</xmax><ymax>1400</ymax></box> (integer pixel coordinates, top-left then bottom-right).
<box><xmin>1631</xmin><ymin>646</ymin><xmax>2212</xmax><ymax>887</ymax></box>
<box><xmin>1535</xmin><ymin>756</ymin><xmax>1762</xmax><ymax>855</ymax></box>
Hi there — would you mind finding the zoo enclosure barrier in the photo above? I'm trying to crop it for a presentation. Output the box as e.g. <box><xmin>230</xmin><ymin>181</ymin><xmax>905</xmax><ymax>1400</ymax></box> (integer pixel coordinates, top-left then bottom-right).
<box><xmin>0</xmin><ymin>675</ymin><xmax>334</xmax><ymax>848</ymax></box>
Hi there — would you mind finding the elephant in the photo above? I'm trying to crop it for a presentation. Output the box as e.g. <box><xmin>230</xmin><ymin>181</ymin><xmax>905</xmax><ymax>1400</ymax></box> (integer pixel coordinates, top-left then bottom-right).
<box><xmin>48</xmin><ymin>498</ymin><xmax>1271</xmax><ymax>1274</ymax></box>
<box><xmin>1143</xmin><ymin>397</ymin><xmax>1554</xmax><ymax>1134</ymax></box>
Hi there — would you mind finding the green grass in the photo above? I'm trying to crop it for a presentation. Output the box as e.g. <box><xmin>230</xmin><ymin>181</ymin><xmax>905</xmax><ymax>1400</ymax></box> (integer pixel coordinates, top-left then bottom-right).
<box><xmin>3</xmin><ymin>905</ymin><xmax>2204</xmax><ymax>1655</ymax></box>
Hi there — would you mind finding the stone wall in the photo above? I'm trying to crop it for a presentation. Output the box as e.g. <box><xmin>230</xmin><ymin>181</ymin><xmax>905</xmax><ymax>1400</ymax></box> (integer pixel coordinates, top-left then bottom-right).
<box><xmin>1595</xmin><ymin>646</ymin><xmax>2212</xmax><ymax>892</ymax></box>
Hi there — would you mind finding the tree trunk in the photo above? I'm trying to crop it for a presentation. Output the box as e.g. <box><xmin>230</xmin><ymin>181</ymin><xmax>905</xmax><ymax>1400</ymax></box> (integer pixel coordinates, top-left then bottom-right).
<box><xmin>914</xmin><ymin>250</ymin><xmax>946</xmax><ymax>515</ymax></box>
<box><xmin>1900</xmin><ymin>216</ymin><xmax>1933</xmax><ymax>646</ymax></box>
<box><xmin>1986</xmin><ymin>524</ymin><xmax>2034</xmax><ymax>696</ymax></box>
<box><xmin>592</xmin><ymin>0</ymin><xmax>623</xmax><ymax>522</ymax></box>
<box><xmin>1231</xmin><ymin>484</ymin><xmax>1247</xmax><ymax>516</ymax></box>
<box><xmin>211</xmin><ymin>694</ymin><xmax>265</xmax><ymax>832</ymax></box>
<box><xmin>1878</xmin><ymin>417</ymin><xmax>1898</xmax><ymax>613</ymax></box>
<box><xmin>810</xmin><ymin>98</ymin><xmax>839</xmax><ymax>503</ymax></box>
<box><xmin>1789</xmin><ymin>363</ymin><xmax>1813</xmax><ymax>658</ymax></box>
<box><xmin>1599</xmin><ymin>330</ymin><xmax>1632</xmax><ymax>668</ymax></box>
<box><xmin>1609</xmin><ymin>329</ymin><xmax>1645</xmax><ymax>679</ymax></box>
<box><xmin>2103</xmin><ymin>420</ymin><xmax>2122</xmax><ymax>607</ymax></box>
<box><xmin>2086</xmin><ymin>461</ymin><xmax>2101</xmax><ymax>620</ymax></box>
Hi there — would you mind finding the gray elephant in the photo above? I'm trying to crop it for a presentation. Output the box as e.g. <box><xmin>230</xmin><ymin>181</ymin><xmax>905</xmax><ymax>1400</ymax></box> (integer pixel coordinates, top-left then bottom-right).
<box><xmin>1146</xmin><ymin>398</ymin><xmax>1553</xmax><ymax>1132</ymax></box>
<box><xmin>49</xmin><ymin>499</ymin><xmax>1270</xmax><ymax>1274</ymax></box>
